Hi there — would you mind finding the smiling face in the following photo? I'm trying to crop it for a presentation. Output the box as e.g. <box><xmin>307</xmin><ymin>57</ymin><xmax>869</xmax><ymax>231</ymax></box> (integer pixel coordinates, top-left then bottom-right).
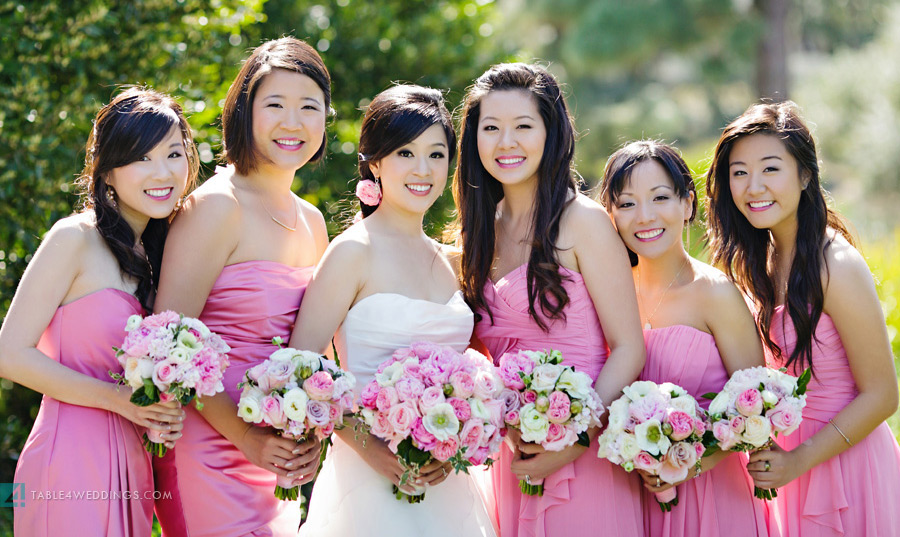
<box><xmin>728</xmin><ymin>133</ymin><xmax>808</xmax><ymax>238</ymax></box>
<box><xmin>369</xmin><ymin>123</ymin><xmax>449</xmax><ymax>217</ymax></box>
<box><xmin>476</xmin><ymin>89</ymin><xmax>547</xmax><ymax>190</ymax></box>
<box><xmin>106</xmin><ymin>125</ymin><xmax>189</xmax><ymax>227</ymax></box>
<box><xmin>610</xmin><ymin>159</ymin><xmax>694</xmax><ymax>261</ymax></box>
<box><xmin>251</xmin><ymin>68</ymin><xmax>327</xmax><ymax>174</ymax></box>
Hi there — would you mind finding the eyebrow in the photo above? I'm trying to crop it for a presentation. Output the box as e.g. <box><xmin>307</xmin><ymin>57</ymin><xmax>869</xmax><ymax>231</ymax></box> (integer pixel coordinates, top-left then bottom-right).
<box><xmin>481</xmin><ymin>115</ymin><xmax>535</xmax><ymax>121</ymax></box>
<box><xmin>262</xmin><ymin>95</ymin><xmax>322</xmax><ymax>104</ymax></box>
<box><xmin>729</xmin><ymin>155</ymin><xmax>783</xmax><ymax>167</ymax></box>
<box><xmin>618</xmin><ymin>184</ymin><xmax>673</xmax><ymax>196</ymax></box>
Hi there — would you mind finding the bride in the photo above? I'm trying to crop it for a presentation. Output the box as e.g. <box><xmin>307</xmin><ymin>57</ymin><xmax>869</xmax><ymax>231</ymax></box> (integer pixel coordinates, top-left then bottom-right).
<box><xmin>290</xmin><ymin>84</ymin><xmax>496</xmax><ymax>536</ymax></box>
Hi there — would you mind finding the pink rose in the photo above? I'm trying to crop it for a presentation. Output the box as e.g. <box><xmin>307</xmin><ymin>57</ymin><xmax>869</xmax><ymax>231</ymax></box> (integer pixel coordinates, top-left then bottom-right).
<box><xmin>411</xmin><ymin>418</ymin><xmax>438</xmax><ymax>451</ymax></box>
<box><xmin>360</xmin><ymin>381</ymin><xmax>380</xmax><ymax>409</ymax></box>
<box><xmin>266</xmin><ymin>360</ymin><xmax>295</xmax><ymax>390</ymax></box>
<box><xmin>505</xmin><ymin>410</ymin><xmax>521</xmax><ymax>426</ymax></box>
<box><xmin>142</xmin><ymin>310</ymin><xmax>180</xmax><ymax>329</ymax></box>
<box><xmin>316</xmin><ymin>421</ymin><xmax>335</xmax><ymax>440</ymax></box>
<box><xmin>391</xmin><ymin>348</ymin><xmax>418</xmax><ymax>363</ymax></box>
<box><xmin>448</xmin><ymin>397</ymin><xmax>472</xmax><ymax>422</ymax></box>
<box><xmin>247</xmin><ymin>362</ymin><xmax>269</xmax><ymax>383</ymax></box>
<box><xmin>693</xmin><ymin>417</ymin><xmax>707</xmax><ymax>435</ymax></box>
<box><xmin>339</xmin><ymin>392</ymin><xmax>355</xmax><ymax>414</ymax></box>
<box><xmin>152</xmin><ymin>359</ymin><xmax>179</xmax><ymax>391</ymax></box>
<box><xmin>523</xmin><ymin>390</ymin><xmax>538</xmax><ymax>404</ymax></box>
<box><xmin>306</xmin><ymin>399</ymin><xmax>331</xmax><ymax>428</ymax></box>
<box><xmin>729</xmin><ymin>415</ymin><xmax>746</xmax><ymax>434</ymax></box>
<box><xmin>327</xmin><ymin>403</ymin><xmax>341</xmax><ymax>423</ymax></box>
<box><xmin>418</xmin><ymin>385</ymin><xmax>446</xmax><ymax>414</ymax></box>
<box><xmin>261</xmin><ymin>395</ymin><xmax>286</xmax><ymax>428</ymax></box>
<box><xmin>694</xmin><ymin>441</ymin><xmax>705</xmax><ymax>459</ymax></box>
<box><xmin>449</xmin><ymin>371</ymin><xmax>475</xmax><ymax>399</ymax></box>
<box><xmin>370</xmin><ymin>411</ymin><xmax>393</xmax><ymax>439</ymax></box>
<box><xmin>466</xmin><ymin>445</ymin><xmax>491</xmax><ymax>466</ymax></box>
<box><xmin>484</xmin><ymin>399</ymin><xmax>504</xmax><ymax>428</ymax></box>
<box><xmin>666</xmin><ymin>410</ymin><xmax>694</xmax><ymax>441</ymax></box>
<box><xmin>498</xmin><ymin>388</ymin><xmax>521</xmax><ymax>414</ymax></box>
<box><xmin>410</xmin><ymin>341</ymin><xmax>442</xmax><ymax>361</ymax></box>
<box><xmin>546</xmin><ymin>391</ymin><xmax>571</xmax><ymax>424</ymax></box>
<box><xmin>459</xmin><ymin>419</ymin><xmax>485</xmax><ymax>451</ymax></box>
<box><xmin>158</xmin><ymin>391</ymin><xmax>176</xmax><ymax>403</ymax></box>
<box><xmin>395</xmin><ymin>377</ymin><xmax>426</xmax><ymax>403</ymax></box>
<box><xmin>375</xmin><ymin>386</ymin><xmax>400</xmax><ymax>412</ymax></box>
<box><xmin>473</xmin><ymin>370</ymin><xmax>501</xmax><ymax>400</ymax></box>
<box><xmin>713</xmin><ymin>420</ymin><xmax>738</xmax><ymax>450</ymax></box>
<box><xmin>304</xmin><ymin>371</ymin><xmax>335</xmax><ymax>401</ymax></box>
<box><xmin>767</xmin><ymin>399</ymin><xmax>802</xmax><ymax>435</ymax></box>
<box><xmin>386</xmin><ymin>401</ymin><xmax>418</xmax><ymax>436</ymax></box>
<box><xmin>355</xmin><ymin>178</ymin><xmax>382</xmax><ymax>205</ymax></box>
<box><xmin>633</xmin><ymin>451</ymin><xmax>662</xmax><ymax>473</ymax></box>
<box><xmin>431</xmin><ymin>435</ymin><xmax>460</xmax><ymax>462</ymax></box>
<box><xmin>658</xmin><ymin>441</ymin><xmax>697</xmax><ymax>483</ymax></box>
<box><xmin>735</xmin><ymin>388</ymin><xmax>763</xmax><ymax>417</ymax></box>
<box><xmin>542</xmin><ymin>423</ymin><xmax>577</xmax><ymax>451</ymax></box>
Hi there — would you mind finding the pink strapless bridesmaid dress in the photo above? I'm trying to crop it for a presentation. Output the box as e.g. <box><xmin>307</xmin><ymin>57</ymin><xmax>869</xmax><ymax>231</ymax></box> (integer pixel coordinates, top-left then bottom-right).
<box><xmin>475</xmin><ymin>265</ymin><xmax>644</xmax><ymax>537</ymax></box>
<box><xmin>765</xmin><ymin>307</ymin><xmax>900</xmax><ymax>537</ymax></box>
<box><xmin>14</xmin><ymin>288</ymin><xmax>154</xmax><ymax>537</ymax></box>
<box><xmin>153</xmin><ymin>261</ymin><xmax>313</xmax><ymax>537</ymax></box>
<box><xmin>641</xmin><ymin>325</ymin><xmax>771</xmax><ymax>537</ymax></box>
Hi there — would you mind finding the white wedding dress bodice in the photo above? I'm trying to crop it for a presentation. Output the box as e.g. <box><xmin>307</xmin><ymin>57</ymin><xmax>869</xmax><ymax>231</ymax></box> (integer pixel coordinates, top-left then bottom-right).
<box><xmin>299</xmin><ymin>292</ymin><xmax>497</xmax><ymax>537</ymax></box>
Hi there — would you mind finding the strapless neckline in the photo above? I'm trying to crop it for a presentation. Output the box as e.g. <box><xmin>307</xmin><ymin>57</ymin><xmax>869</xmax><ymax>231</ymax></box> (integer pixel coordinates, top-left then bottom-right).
<box><xmin>221</xmin><ymin>259</ymin><xmax>315</xmax><ymax>272</ymax></box>
<box><xmin>61</xmin><ymin>287</ymin><xmax>141</xmax><ymax>309</ymax></box>
<box><xmin>348</xmin><ymin>290</ymin><xmax>466</xmax><ymax>314</ymax></box>
<box><xmin>490</xmin><ymin>262</ymin><xmax>582</xmax><ymax>287</ymax></box>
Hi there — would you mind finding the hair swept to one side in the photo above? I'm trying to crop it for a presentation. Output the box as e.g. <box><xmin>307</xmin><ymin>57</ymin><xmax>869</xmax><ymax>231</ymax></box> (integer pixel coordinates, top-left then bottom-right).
<box><xmin>452</xmin><ymin>62</ymin><xmax>578</xmax><ymax>331</ymax></box>
<box><xmin>706</xmin><ymin>100</ymin><xmax>854</xmax><ymax>375</ymax></box>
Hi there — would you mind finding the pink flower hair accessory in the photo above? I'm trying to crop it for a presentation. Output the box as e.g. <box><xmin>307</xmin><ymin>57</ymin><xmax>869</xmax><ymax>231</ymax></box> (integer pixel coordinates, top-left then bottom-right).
<box><xmin>356</xmin><ymin>179</ymin><xmax>382</xmax><ymax>206</ymax></box>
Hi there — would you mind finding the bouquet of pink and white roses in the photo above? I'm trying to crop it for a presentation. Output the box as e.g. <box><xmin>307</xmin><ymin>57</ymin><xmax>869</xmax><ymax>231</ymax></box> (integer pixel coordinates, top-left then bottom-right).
<box><xmin>237</xmin><ymin>339</ymin><xmax>357</xmax><ymax>501</ymax></box>
<box><xmin>357</xmin><ymin>342</ymin><xmax>505</xmax><ymax>503</ymax></box>
<box><xmin>703</xmin><ymin>366</ymin><xmax>810</xmax><ymax>499</ymax></box>
<box><xmin>497</xmin><ymin>349</ymin><xmax>604</xmax><ymax>496</ymax></box>
<box><xmin>111</xmin><ymin>310</ymin><xmax>230</xmax><ymax>457</ymax></box>
<box><xmin>597</xmin><ymin>381</ymin><xmax>707</xmax><ymax>511</ymax></box>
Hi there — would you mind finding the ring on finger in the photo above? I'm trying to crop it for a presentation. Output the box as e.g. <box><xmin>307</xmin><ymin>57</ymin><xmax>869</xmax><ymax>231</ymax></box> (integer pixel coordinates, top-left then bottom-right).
<box><xmin>441</xmin><ymin>467</ymin><xmax>447</xmax><ymax>476</ymax></box>
<box><xmin>764</xmin><ymin>461</ymin><xmax>771</xmax><ymax>472</ymax></box>
<box><xmin>656</xmin><ymin>477</ymin><xmax>661</xmax><ymax>487</ymax></box>
<box><xmin>524</xmin><ymin>474</ymin><xmax>532</xmax><ymax>485</ymax></box>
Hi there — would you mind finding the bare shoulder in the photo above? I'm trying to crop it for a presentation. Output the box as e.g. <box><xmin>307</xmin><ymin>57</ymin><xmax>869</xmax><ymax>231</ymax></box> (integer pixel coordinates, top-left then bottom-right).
<box><xmin>43</xmin><ymin>212</ymin><xmax>96</xmax><ymax>251</ymax></box>
<box><xmin>321</xmin><ymin>222</ymin><xmax>372</xmax><ymax>265</ymax></box>
<box><xmin>823</xmin><ymin>233</ymin><xmax>873</xmax><ymax>304</ymax></box>
<box><xmin>174</xmin><ymin>175</ymin><xmax>241</xmax><ymax>232</ymax></box>
<box><xmin>296</xmin><ymin>194</ymin><xmax>327</xmax><ymax>234</ymax></box>
<box><xmin>437</xmin><ymin>241</ymin><xmax>462</xmax><ymax>274</ymax></box>
<box><xmin>691</xmin><ymin>261</ymin><xmax>748</xmax><ymax>313</ymax></box>
<box><xmin>565</xmin><ymin>193</ymin><xmax>611</xmax><ymax>224</ymax></box>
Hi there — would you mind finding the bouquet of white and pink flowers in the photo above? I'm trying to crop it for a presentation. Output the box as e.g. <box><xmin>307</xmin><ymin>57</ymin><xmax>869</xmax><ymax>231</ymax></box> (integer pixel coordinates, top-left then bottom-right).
<box><xmin>357</xmin><ymin>342</ymin><xmax>505</xmax><ymax>503</ymax></box>
<box><xmin>497</xmin><ymin>349</ymin><xmax>604</xmax><ymax>496</ymax></box>
<box><xmin>597</xmin><ymin>381</ymin><xmax>708</xmax><ymax>511</ymax></box>
<box><xmin>237</xmin><ymin>339</ymin><xmax>357</xmax><ymax>501</ymax></box>
<box><xmin>703</xmin><ymin>366</ymin><xmax>810</xmax><ymax>499</ymax></box>
<box><xmin>111</xmin><ymin>310</ymin><xmax>230</xmax><ymax>457</ymax></box>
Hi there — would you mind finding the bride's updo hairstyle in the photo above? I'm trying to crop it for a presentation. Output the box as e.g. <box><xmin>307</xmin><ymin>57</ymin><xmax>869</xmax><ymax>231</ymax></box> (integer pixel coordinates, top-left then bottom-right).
<box><xmin>77</xmin><ymin>87</ymin><xmax>198</xmax><ymax>310</ymax></box>
<box><xmin>356</xmin><ymin>84</ymin><xmax>456</xmax><ymax>218</ymax></box>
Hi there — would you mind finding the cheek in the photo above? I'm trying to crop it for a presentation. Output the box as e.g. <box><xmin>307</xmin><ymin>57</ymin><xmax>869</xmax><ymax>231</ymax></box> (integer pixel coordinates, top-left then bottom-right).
<box><xmin>476</xmin><ymin>136</ymin><xmax>493</xmax><ymax>167</ymax></box>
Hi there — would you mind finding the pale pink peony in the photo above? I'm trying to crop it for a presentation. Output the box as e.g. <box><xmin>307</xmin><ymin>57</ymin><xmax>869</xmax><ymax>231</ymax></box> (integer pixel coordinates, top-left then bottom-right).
<box><xmin>767</xmin><ymin>398</ymin><xmax>803</xmax><ymax>436</ymax></box>
<box><xmin>304</xmin><ymin>371</ymin><xmax>335</xmax><ymax>401</ymax></box>
<box><xmin>448</xmin><ymin>397</ymin><xmax>472</xmax><ymax>422</ymax></box>
<box><xmin>386</xmin><ymin>401</ymin><xmax>418</xmax><ymax>436</ymax></box>
<box><xmin>666</xmin><ymin>410</ymin><xmax>694</xmax><ymax>441</ymax></box>
<box><xmin>713</xmin><ymin>420</ymin><xmax>738</xmax><ymax>450</ymax></box>
<box><xmin>355</xmin><ymin>179</ymin><xmax>382</xmax><ymax>205</ymax></box>
<box><xmin>395</xmin><ymin>377</ymin><xmax>426</xmax><ymax>402</ymax></box>
<box><xmin>375</xmin><ymin>386</ymin><xmax>400</xmax><ymax>412</ymax></box>
<box><xmin>546</xmin><ymin>391</ymin><xmax>571</xmax><ymax>424</ymax></box>
<box><xmin>735</xmin><ymin>388</ymin><xmax>764</xmax><ymax>417</ymax></box>
<box><xmin>431</xmin><ymin>435</ymin><xmax>460</xmax><ymax>462</ymax></box>
<box><xmin>360</xmin><ymin>381</ymin><xmax>380</xmax><ymax>408</ymax></box>
<box><xmin>543</xmin><ymin>422</ymin><xmax>578</xmax><ymax>451</ymax></box>
<box><xmin>449</xmin><ymin>371</ymin><xmax>475</xmax><ymax>399</ymax></box>
<box><xmin>410</xmin><ymin>418</ymin><xmax>439</xmax><ymax>451</ymax></box>
<box><xmin>729</xmin><ymin>415</ymin><xmax>746</xmax><ymax>434</ymax></box>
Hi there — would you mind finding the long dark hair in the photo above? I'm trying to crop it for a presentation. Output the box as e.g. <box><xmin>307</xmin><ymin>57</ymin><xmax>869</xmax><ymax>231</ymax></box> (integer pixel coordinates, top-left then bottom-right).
<box><xmin>222</xmin><ymin>37</ymin><xmax>331</xmax><ymax>174</ymax></box>
<box><xmin>453</xmin><ymin>63</ymin><xmax>578</xmax><ymax>331</ymax></box>
<box><xmin>77</xmin><ymin>87</ymin><xmax>199</xmax><ymax>310</ymax></box>
<box><xmin>599</xmin><ymin>140</ymin><xmax>698</xmax><ymax>267</ymax></box>
<box><xmin>357</xmin><ymin>85</ymin><xmax>456</xmax><ymax>218</ymax></box>
<box><xmin>706</xmin><ymin>101</ymin><xmax>853</xmax><ymax>374</ymax></box>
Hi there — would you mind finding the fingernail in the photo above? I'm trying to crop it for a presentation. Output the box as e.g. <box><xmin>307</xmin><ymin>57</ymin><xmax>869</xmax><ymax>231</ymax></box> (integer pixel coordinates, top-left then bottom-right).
<box><xmin>292</xmin><ymin>449</ymin><xmax>301</xmax><ymax>455</ymax></box>
<box><xmin>287</xmin><ymin>473</ymin><xmax>294</xmax><ymax>478</ymax></box>
<box><xmin>285</xmin><ymin>462</ymin><xmax>294</xmax><ymax>468</ymax></box>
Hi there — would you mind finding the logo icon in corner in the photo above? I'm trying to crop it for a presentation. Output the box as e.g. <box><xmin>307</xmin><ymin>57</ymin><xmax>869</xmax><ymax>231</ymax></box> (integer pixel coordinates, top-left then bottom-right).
<box><xmin>1</xmin><ymin>483</ymin><xmax>25</xmax><ymax>508</ymax></box>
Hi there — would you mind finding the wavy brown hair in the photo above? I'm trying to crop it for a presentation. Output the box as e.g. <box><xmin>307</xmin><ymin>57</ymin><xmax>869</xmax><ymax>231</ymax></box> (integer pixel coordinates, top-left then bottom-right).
<box><xmin>452</xmin><ymin>63</ymin><xmax>578</xmax><ymax>331</ymax></box>
<box><xmin>77</xmin><ymin>87</ymin><xmax>199</xmax><ymax>310</ymax></box>
<box><xmin>357</xmin><ymin>85</ymin><xmax>456</xmax><ymax>218</ymax></box>
<box><xmin>706</xmin><ymin>101</ymin><xmax>853</xmax><ymax>374</ymax></box>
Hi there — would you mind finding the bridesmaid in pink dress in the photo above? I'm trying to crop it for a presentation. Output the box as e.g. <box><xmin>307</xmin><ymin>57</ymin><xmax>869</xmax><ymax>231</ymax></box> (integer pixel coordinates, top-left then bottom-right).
<box><xmin>151</xmin><ymin>38</ymin><xmax>331</xmax><ymax>537</ymax></box>
<box><xmin>600</xmin><ymin>141</ymin><xmax>771</xmax><ymax>537</ymax></box>
<box><xmin>0</xmin><ymin>88</ymin><xmax>193</xmax><ymax>536</ymax></box>
<box><xmin>706</xmin><ymin>101</ymin><xmax>900</xmax><ymax>536</ymax></box>
<box><xmin>452</xmin><ymin>63</ymin><xmax>646</xmax><ymax>537</ymax></box>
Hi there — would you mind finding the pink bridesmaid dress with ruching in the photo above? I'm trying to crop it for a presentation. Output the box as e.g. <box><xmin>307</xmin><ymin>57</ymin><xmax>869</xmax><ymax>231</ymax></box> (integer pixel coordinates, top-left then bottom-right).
<box><xmin>475</xmin><ymin>264</ymin><xmax>644</xmax><ymax>537</ymax></box>
<box><xmin>14</xmin><ymin>288</ymin><xmax>154</xmax><ymax>537</ymax></box>
<box><xmin>154</xmin><ymin>260</ymin><xmax>313</xmax><ymax>537</ymax></box>
<box><xmin>765</xmin><ymin>307</ymin><xmax>900</xmax><ymax>537</ymax></box>
<box><xmin>641</xmin><ymin>325</ymin><xmax>770</xmax><ymax>537</ymax></box>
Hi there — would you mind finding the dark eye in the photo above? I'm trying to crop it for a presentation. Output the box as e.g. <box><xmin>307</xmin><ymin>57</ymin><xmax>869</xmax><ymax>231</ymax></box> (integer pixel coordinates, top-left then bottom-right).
<box><xmin>482</xmin><ymin>125</ymin><xmax>498</xmax><ymax>132</ymax></box>
<box><xmin>517</xmin><ymin>124</ymin><xmax>532</xmax><ymax>129</ymax></box>
<box><xmin>138</xmin><ymin>155</ymin><xmax>150</xmax><ymax>162</ymax></box>
<box><xmin>764</xmin><ymin>166</ymin><xmax>779</xmax><ymax>173</ymax></box>
<box><xmin>302</xmin><ymin>104</ymin><xmax>320</xmax><ymax>111</ymax></box>
<box><xmin>398</xmin><ymin>149</ymin><xmax>413</xmax><ymax>158</ymax></box>
<box><xmin>267</xmin><ymin>103</ymin><xmax>283</xmax><ymax>108</ymax></box>
<box><xmin>654</xmin><ymin>195</ymin><xmax>670</xmax><ymax>202</ymax></box>
<box><xmin>169</xmin><ymin>151</ymin><xmax>184</xmax><ymax>159</ymax></box>
<box><xmin>732</xmin><ymin>170</ymin><xmax>747</xmax><ymax>177</ymax></box>
<box><xmin>430</xmin><ymin>151</ymin><xmax>446</xmax><ymax>159</ymax></box>
<box><xmin>617</xmin><ymin>201</ymin><xmax>634</xmax><ymax>209</ymax></box>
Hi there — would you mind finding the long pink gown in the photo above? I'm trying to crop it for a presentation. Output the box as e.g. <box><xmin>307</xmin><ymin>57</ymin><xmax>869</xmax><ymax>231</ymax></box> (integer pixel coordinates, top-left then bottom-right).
<box><xmin>14</xmin><ymin>288</ymin><xmax>154</xmax><ymax>537</ymax></box>
<box><xmin>154</xmin><ymin>260</ymin><xmax>313</xmax><ymax>537</ymax></box>
<box><xmin>641</xmin><ymin>325</ymin><xmax>770</xmax><ymax>537</ymax></box>
<box><xmin>765</xmin><ymin>307</ymin><xmax>900</xmax><ymax>537</ymax></box>
<box><xmin>475</xmin><ymin>264</ymin><xmax>644</xmax><ymax>537</ymax></box>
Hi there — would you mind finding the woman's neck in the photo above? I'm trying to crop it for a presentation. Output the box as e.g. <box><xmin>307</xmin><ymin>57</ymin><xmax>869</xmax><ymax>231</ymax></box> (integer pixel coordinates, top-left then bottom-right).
<box><xmin>241</xmin><ymin>163</ymin><xmax>297</xmax><ymax>196</ymax></box>
<box><xmin>498</xmin><ymin>179</ymin><xmax>539</xmax><ymax>229</ymax></box>
<box><xmin>366</xmin><ymin>206</ymin><xmax>427</xmax><ymax>239</ymax></box>
<box><xmin>636</xmin><ymin>247</ymin><xmax>692</xmax><ymax>290</ymax></box>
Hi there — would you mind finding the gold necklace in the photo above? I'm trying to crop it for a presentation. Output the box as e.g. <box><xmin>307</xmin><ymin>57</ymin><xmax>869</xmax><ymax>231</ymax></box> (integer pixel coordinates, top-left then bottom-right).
<box><xmin>255</xmin><ymin>187</ymin><xmax>299</xmax><ymax>232</ymax></box>
<box><xmin>637</xmin><ymin>259</ymin><xmax>689</xmax><ymax>330</ymax></box>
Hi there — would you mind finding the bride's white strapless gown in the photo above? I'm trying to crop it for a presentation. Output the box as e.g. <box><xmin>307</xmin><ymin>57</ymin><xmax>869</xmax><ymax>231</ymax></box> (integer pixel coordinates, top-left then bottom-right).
<box><xmin>298</xmin><ymin>292</ymin><xmax>497</xmax><ymax>537</ymax></box>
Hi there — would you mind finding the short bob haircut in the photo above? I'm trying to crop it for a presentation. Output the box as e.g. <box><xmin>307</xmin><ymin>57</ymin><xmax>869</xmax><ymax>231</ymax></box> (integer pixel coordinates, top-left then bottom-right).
<box><xmin>221</xmin><ymin>37</ymin><xmax>331</xmax><ymax>175</ymax></box>
<box><xmin>599</xmin><ymin>140</ymin><xmax>697</xmax><ymax>266</ymax></box>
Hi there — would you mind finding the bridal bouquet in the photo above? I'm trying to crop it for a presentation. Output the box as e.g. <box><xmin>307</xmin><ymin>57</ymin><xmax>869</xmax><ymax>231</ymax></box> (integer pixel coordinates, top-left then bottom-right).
<box><xmin>497</xmin><ymin>349</ymin><xmax>604</xmax><ymax>496</ymax></box>
<box><xmin>237</xmin><ymin>339</ymin><xmax>357</xmax><ymax>501</ymax></box>
<box><xmin>357</xmin><ymin>342</ymin><xmax>505</xmax><ymax>503</ymax></box>
<box><xmin>111</xmin><ymin>310</ymin><xmax>230</xmax><ymax>457</ymax></box>
<box><xmin>703</xmin><ymin>366</ymin><xmax>810</xmax><ymax>499</ymax></box>
<box><xmin>597</xmin><ymin>381</ymin><xmax>707</xmax><ymax>511</ymax></box>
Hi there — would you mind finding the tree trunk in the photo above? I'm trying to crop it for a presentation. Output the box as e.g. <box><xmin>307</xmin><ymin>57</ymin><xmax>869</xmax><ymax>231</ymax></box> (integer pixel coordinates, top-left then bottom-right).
<box><xmin>756</xmin><ymin>0</ymin><xmax>789</xmax><ymax>101</ymax></box>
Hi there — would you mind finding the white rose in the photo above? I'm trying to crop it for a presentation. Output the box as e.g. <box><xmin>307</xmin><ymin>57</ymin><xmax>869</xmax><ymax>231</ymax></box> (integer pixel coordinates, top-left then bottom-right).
<box><xmin>124</xmin><ymin>356</ymin><xmax>150</xmax><ymax>389</ymax></box>
<box><xmin>669</xmin><ymin>395</ymin><xmax>697</xmax><ymax>417</ymax></box>
<box><xmin>556</xmin><ymin>368</ymin><xmax>592</xmax><ymax>399</ymax></box>
<box><xmin>659</xmin><ymin>382</ymin><xmax>687</xmax><ymax>398</ymax></box>
<box><xmin>530</xmin><ymin>363</ymin><xmax>563</xmax><ymax>393</ymax></box>
<box><xmin>520</xmin><ymin>350</ymin><xmax>546</xmax><ymax>365</ymax></box>
<box><xmin>622</xmin><ymin>381</ymin><xmax>658</xmax><ymax>401</ymax></box>
<box><xmin>125</xmin><ymin>315</ymin><xmax>143</xmax><ymax>332</ymax></box>
<box><xmin>519</xmin><ymin>403</ymin><xmax>550</xmax><ymax>444</ymax></box>
<box><xmin>269</xmin><ymin>348</ymin><xmax>299</xmax><ymax>363</ymax></box>
<box><xmin>707</xmin><ymin>391</ymin><xmax>731</xmax><ymax>417</ymax></box>
<box><xmin>607</xmin><ymin>398</ymin><xmax>630</xmax><ymax>431</ymax></box>
<box><xmin>742</xmin><ymin>415</ymin><xmax>773</xmax><ymax>447</ymax></box>
<box><xmin>375</xmin><ymin>362</ymin><xmax>405</xmax><ymax>387</ymax></box>
<box><xmin>620</xmin><ymin>432</ymin><xmax>641</xmax><ymax>461</ymax></box>
<box><xmin>761</xmin><ymin>389</ymin><xmax>778</xmax><ymax>406</ymax></box>
<box><xmin>282</xmin><ymin>388</ymin><xmax>310</xmax><ymax>422</ymax></box>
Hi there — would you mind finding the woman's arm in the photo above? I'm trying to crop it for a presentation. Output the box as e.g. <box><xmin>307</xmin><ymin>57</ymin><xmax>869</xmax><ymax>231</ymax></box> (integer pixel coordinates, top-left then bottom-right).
<box><xmin>0</xmin><ymin>221</ymin><xmax>183</xmax><ymax>445</ymax></box>
<box><xmin>749</xmin><ymin>240</ymin><xmax>899</xmax><ymax>488</ymax></box>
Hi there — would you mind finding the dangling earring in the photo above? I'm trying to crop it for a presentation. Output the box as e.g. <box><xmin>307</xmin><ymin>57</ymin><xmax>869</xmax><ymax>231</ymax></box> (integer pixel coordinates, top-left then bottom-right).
<box><xmin>356</xmin><ymin>177</ymin><xmax>382</xmax><ymax>206</ymax></box>
<box><xmin>106</xmin><ymin>185</ymin><xmax>117</xmax><ymax>205</ymax></box>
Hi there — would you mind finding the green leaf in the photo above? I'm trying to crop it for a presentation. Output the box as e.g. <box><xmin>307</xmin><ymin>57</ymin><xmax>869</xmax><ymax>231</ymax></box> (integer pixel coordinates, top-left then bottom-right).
<box><xmin>701</xmin><ymin>392</ymin><xmax>718</xmax><ymax>400</ymax></box>
<box><xmin>130</xmin><ymin>386</ymin><xmax>155</xmax><ymax>407</ymax></box>
<box><xmin>576</xmin><ymin>431</ymin><xmax>590</xmax><ymax>447</ymax></box>
<box><xmin>796</xmin><ymin>368</ymin><xmax>812</xmax><ymax>395</ymax></box>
